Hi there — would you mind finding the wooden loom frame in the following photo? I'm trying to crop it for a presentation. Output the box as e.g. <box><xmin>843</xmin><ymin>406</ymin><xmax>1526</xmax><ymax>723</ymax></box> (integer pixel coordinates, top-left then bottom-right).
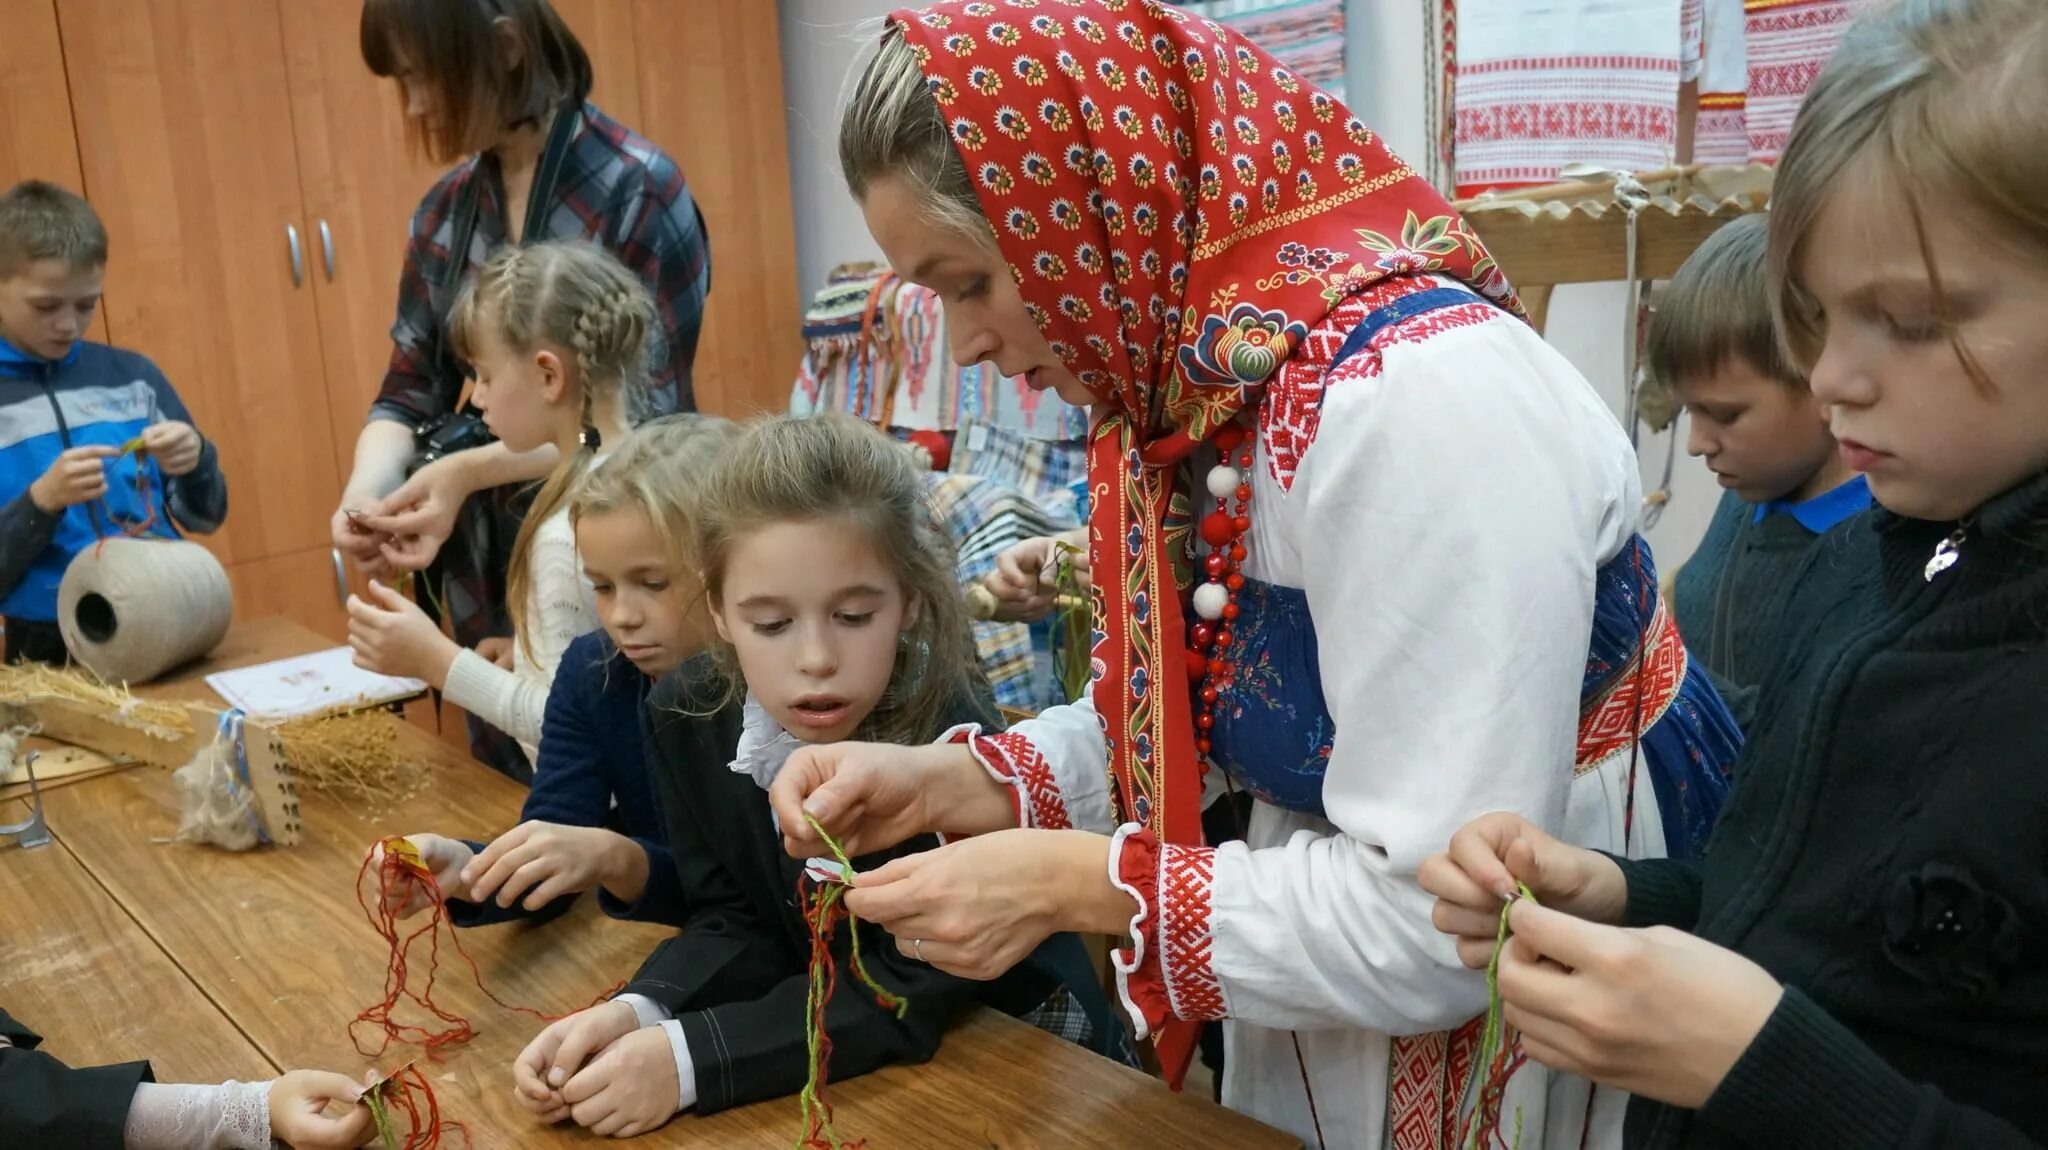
<box><xmin>1456</xmin><ymin>164</ymin><xmax>1776</xmax><ymax>332</ymax></box>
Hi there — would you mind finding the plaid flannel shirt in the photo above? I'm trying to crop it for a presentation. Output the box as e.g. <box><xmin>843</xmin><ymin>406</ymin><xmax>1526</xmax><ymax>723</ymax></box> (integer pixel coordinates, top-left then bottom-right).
<box><xmin>364</xmin><ymin>101</ymin><xmax>708</xmax><ymax>779</ymax></box>
<box><xmin>370</xmin><ymin>101</ymin><xmax>710</xmax><ymax>427</ymax></box>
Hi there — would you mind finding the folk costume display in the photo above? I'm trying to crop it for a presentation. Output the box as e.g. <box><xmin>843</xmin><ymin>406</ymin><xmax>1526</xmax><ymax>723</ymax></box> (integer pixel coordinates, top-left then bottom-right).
<box><xmin>888</xmin><ymin>3</ymin><xmax>1739</xmax><ymax>1145</ymax></box>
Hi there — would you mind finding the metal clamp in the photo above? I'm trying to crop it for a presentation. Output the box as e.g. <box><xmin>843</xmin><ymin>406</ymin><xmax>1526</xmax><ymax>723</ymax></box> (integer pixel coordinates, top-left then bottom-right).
<box><xmin>1</xmin><ymin>750</ymin><xmax>54</xmax><ymax>850</ymax></box>
<box><xmin>287</xmin><ymin>223</ymin><xmax>304</xmax><ymax>287</ymax></box>
<box><xmin>331</xmin><ymin>548</ymin><xmax>348</xmax><ymax>607</ymax></box>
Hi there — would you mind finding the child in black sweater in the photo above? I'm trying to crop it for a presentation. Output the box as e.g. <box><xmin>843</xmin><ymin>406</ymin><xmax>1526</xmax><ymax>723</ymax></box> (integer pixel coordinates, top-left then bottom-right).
<box><xmin>508</xmin><ymin>415</ymin><xmax>1123</xmax><ymax>1138</ymax></box>
<box><xmin>1424</xmin><ymin>1</ymin><xmax>2048</xmax><ymax>1145</ymax></box>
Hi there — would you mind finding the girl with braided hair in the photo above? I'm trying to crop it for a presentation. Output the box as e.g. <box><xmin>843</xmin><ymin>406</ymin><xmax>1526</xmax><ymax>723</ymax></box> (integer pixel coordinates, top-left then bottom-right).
<box><xmin>346</xmin><ymin>240</ymin><xmax>654</xmax><ymax>770</ymax></box>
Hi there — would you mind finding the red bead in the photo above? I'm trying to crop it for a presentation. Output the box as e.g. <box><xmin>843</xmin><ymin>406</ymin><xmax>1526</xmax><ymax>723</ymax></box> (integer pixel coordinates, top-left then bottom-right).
<box><xmin>1201</xmin><ymin>686</ymin><xmax>1219</xmax><ymax>703</ymax></box>
<box><xmin>1196</xmin><ymin>738</ymin><xmax>1211</xmax><ymax>754</ymax></box>
<box><xmin>1229</xmin><ymin>543</ymin><xmax>1247</xmax><ymax>561</ymax></box>
<box><xmin>1232</xmin><ymin>514</ymin><xmax>1250</xmax><ymax>532</ymax></box>
<box><xmin>1214</xmin><ymin>629</ymin><xmax>1233</xmax><ymax>649</ymax></box>
<box><xmin>1222</xmin><ymin>602</ymin><xmax>1240</xmax><ymax>620</ymax></box>
<box><xmin>1185</xmin><ymin>647</ymin><xmax>1208</xmax><ymax>681</ymax></box>
<box><xmin>1225</xmin><ymin>574</ymin><xmax>1244</xmax><ymax>591</ymax></box>
<box><xmin>1205</xmin><ymin>553</ymin><xmax>1228</xmax><ymax>577</ymax></box>
<box><xmin>1217</xmin><ymin>661</ymin><xmax>1234</xmax><ymax>677</ymax></box>
<box><xmin>1201</xmin><ymin>511</ymin><xmax>1235</xmax><ymax>547</ymax></box>
<box><xmin>1197</xmin><ymin>713</ymin><xmax>1214</xmax><ymax>730</ymax></box>
<box><xmin>1236</xmin><ymin>484</ymin><xmax>1252</xmax><ymax>502</ymax></box>
<box><xmin>1214</xmin><ymin>496</ymin><xmax>1228</xmax><ymax>511</ymax></box>
<box><xmin>1207</xmin><ymin>657</ymin><xmax>1227</xmax><ymax>676</ymax></box>
<box><xmin>1191</xmin><ymin>622</ymin><xmax>1215</xmax><ymax>648</ymax></box>
<box><xmin>1237</xmin><ymin>448</ymin><xmax>1253</xmax><ymax>467</ymax></box>
<box><xmin>1212</xmin><ymin>423</ymin><xmax>1246</xmax><ymax>453</ymax></box>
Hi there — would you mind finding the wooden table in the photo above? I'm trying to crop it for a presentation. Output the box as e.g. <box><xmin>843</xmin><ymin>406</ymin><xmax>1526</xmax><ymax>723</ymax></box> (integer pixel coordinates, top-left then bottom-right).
<box><xmin>4</xmin><ymin>619</ymin><xmax>1299</xmax><ymax>1148</ymax></box>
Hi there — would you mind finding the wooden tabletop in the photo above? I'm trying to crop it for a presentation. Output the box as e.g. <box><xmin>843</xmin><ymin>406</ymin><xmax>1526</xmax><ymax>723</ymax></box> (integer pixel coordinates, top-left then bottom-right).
<box><xmin>6</xmin><ymin>619</ymin><xmax>1298</xmax><ymax>1148</ymax></box>
<box><xmin>0</xmin><ymin>799</ymin><xmax>274</xmax><ymax>1084</ymax></box>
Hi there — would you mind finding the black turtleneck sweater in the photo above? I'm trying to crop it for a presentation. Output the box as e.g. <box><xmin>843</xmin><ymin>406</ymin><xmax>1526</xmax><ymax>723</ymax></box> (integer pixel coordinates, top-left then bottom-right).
<box><xmin>1617</xmin><ymin>472</ymin><xmax>2048</xmax><ymax>1149</ymax></box>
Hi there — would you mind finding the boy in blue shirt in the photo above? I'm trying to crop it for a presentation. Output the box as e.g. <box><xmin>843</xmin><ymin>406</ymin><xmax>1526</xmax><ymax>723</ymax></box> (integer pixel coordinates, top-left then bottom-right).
<box><xmin>1649</xmin><ymin>214</ymin><xmax>1869</xmax><ymax>732</ymax></box>
<box><xmin>0</xmin><ymin>181</ymin><xmax>226</xmax><ymax>664</ymax></box>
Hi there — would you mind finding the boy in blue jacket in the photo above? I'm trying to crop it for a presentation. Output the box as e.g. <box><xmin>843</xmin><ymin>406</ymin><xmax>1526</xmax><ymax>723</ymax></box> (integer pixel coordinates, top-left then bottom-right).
<box><xmin>0</xmin><ymin>181</ymin><xmax>226</xmax><ymax>664</ymax></box>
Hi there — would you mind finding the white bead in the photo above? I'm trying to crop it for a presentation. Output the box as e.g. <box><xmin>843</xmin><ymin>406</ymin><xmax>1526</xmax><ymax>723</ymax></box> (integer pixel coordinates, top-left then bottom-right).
<box><xmin>1192</xmin><ymin>581</ymin><xmax>1229</xmax><ymax>620</ymax></box>
<box><xmin>1206</xmin><ymin>465</ymin><xmax>1241</xmax><ymax>499</ymax></box>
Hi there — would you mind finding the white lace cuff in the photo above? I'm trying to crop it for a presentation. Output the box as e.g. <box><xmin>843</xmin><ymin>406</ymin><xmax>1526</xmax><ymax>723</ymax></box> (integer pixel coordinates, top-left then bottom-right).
<box><xmin>123</xmin><ymin>1079</ymin><xmax>273</xmax><ymax>1149</ymax></box>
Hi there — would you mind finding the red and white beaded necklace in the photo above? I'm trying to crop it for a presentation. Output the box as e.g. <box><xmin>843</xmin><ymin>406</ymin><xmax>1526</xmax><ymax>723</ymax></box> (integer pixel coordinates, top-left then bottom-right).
<box><xmin>1185</xmin><ymin>420</ymin><xmax>1254</xmax><ymax>774</ymax></box>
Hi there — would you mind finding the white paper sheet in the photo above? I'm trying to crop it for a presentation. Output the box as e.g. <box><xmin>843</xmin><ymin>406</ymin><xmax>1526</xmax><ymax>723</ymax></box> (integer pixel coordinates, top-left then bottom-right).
<box><xmin>205</xmin><ymin>647</ymin><xmax>425</xmax><ymax>721</ymax></box>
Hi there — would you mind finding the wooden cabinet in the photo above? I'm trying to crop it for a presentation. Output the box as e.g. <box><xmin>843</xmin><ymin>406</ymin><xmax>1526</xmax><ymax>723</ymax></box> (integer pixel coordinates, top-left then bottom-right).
<box><xmin>618</xmin><ymin>0</ymin><xmax>802</xmax><ymax>417</ymax></box>
<box><xmin>0</xmin><ymin>0</ymin><xmax>108</xmax><ymax>344</ymax></box>
<box><xmin>0</xmin><ymin>0</ymin><xmax>802</xmax><ymax>646</ymax></box>
<box><xmin>57</xmin><ymin>0</ymin><xmax>346</xmax><ymax>638</ymax></box>
<box><xmin>278</xmin><ymin>0</ymin><xmax>448</xmax><ymax>499</ymax></box>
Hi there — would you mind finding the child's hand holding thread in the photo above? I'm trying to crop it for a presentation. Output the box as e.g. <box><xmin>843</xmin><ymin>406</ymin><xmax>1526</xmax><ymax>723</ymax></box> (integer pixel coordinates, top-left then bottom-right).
<box><xmin>1494</xmin><ymin>902</ymin><xmax>1783</xmax><ymax>1110</ymax></box>
<box><xmin>141</xmin><ymin>419</ymin><xmax>203</xmax><ymax>476</ymax></box>
<box><xmin>347</xmin><ymin>580</ymin><xmax>460</xmax><ymax>685</ymax></box>
<box><xmin>266</xmin><ymin>1069</ymin><xmax>374</xmax><ymax>1150</ymax></box>
<box><xmin>29</xmin><ymin>444</ymin><xmax>114</xmax><ymax>513</ymax></box>
<box><xmin>1421</xmin><ymin>811</ymin><xmax>1629</xmax><ymax>969</ymax></box>
<box><xmin>370</xmin><ymin>834</ymin><xmax>473</xmax><ymax>918</ymax></box>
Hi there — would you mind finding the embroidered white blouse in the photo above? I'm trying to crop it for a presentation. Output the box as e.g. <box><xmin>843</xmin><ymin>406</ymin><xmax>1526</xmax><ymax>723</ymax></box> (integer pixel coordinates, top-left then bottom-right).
<box><xmin>949</xmin><ymin>279</ymin><xmax>1659</xmax><ymax>1149</ymax></box>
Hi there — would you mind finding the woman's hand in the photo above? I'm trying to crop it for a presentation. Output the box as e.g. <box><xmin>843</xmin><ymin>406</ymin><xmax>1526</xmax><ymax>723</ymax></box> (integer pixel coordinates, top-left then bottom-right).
<box><xmin>844</xmin><ymin>829</ymin><xmax>1131</xmax><ymax>981</ymax></box>
<box><xmin>267</xmin><ymin>1070</ymin><xmax>373</xmax><ymax>1149</ymax></box>
<box><xmin>512</xmin><ymin>1000</ymin><xmax>639</xmax><ymax>1124</ymax></box>
<box><xmin>769</xmin><ymin>741</ymin><xmax>1015</xmax><ymax>860</ymax></box>
<box><xmin>368</xmin><ymin>833</ymin><xmax>475</xmax><ymax>917</ymax></box>
<box><xmin>1496</xmin><ymin>901</ymin><xmax>1782</xmax><ymax>1109</ymax></box>
<box><xmin>980</xmin><ymin>529</ymin><xmax>1090</xmax><ymax>623</ymax></box>
<box><xmin>346</xmin><ymin>579</ymin><xmax>458</xmax><ymax>685</ymax></box>
<box><xmin>461</xmin><ymin>822</ymin><xmax>642</xmax><ymax>911</ymax></box>
<box><xmin>560</xmin><ymin>1026</ymin><xmax>682</xmax><ymax>1137</ymax></box>
<box><xmin>1419</xmin><ymin>811</ymin><xmax>1628</xmax><ymax>969</ymax></box>
<box><xmin>355</xmin><ymin>455</ymin><xmax>473</xmax><ymax>574</ymax></box>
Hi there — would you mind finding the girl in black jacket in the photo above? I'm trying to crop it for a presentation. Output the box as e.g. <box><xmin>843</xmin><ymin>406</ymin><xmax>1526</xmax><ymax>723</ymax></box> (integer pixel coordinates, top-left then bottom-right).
<box><xmin>506</xmin><ymin>415</ymin><xmax>1123</xmax><ymax>1138</ymax></box>
<box><xmin>1423</xmin><ymin>1</ymin><xmax>2048</xmax><ymax>1146</ymax></box>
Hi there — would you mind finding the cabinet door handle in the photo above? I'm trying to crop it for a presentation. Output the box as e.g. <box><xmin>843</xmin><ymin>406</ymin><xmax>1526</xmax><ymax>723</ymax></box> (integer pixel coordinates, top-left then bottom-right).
<box><xmin>318</xmin><ymin>219</ymin><xmax>335</xmax><ymax>281</ymax></box>
<box><xmin>331</xmin><ymin>548</ymin><xmax>347</xmax><ymax>607</ymax></box>
<box><xmin>286</xmin><ymin>224</ymin><xmax>304</xmax><ymax>287</ymax></box>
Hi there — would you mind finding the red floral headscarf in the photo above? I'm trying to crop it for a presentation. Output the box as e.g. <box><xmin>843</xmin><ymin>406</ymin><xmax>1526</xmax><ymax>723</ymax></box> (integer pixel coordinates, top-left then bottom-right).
<box><xmin>892</xmin><ymin>0</ymin><xmax>1516</xmax><ymax>854</ymax></box>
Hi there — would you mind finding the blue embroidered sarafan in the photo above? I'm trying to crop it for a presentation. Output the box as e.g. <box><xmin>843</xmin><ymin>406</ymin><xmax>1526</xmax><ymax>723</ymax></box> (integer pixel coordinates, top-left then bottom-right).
<box><xmin>1201</xmin><ymin>286</ymin><xmax>1742</xmax><ymax>858</ymax></box>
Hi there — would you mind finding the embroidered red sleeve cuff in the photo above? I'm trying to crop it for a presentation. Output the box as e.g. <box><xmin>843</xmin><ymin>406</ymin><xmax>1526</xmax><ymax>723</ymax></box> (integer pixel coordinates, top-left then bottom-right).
<box><xmin>1109</xmin><ymin>826</ymin><xmax>1228</xmax><ymax>1040</ymax></box>
<box><xmin>944</xmin><ymin>725</ymin><xmax>1072</xmax><ymax>830</ymax></box>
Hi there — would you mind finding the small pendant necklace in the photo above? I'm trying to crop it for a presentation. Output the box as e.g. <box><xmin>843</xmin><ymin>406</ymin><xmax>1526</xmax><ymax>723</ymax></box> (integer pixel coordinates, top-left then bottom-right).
<box><xmin>1924</xmin><ymin>519</ymin><xmax>1971</xmax><ymax>582</ymax></box>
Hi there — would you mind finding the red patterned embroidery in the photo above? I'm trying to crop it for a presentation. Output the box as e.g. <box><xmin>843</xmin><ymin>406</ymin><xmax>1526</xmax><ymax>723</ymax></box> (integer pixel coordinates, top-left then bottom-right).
<box><xmin>1387</xmin><ymin>1016</ymin><xmax>1487</xmax><ymax>1150</ymax></box>
<box><xmin>971</xmin><ymin>732</ymin><xmax>1074</xmax><ymax>830</ymax></box>
<box><xmin>1156</xmin><ymin>841</ymin><xmax>1228</xmax><ymax>1023</ymax></box>
<box><xmin>1259</xmin><ymin>278</ymin><xmax>1505</xmax><ymax>491</ymax></box>
<box><xmin>1744</xmin><ymin>0</ymin><xmax>1860</xmax><ymax>163</ymax></box>
<box><xmin>1576</xmin><ymin>595</ymin><xmax>1687</xmax><ymax>772</ymax></box>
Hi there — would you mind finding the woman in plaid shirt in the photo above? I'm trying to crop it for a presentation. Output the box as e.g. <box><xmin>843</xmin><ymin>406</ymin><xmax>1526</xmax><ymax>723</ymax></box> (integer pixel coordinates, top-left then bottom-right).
<box><xmin>329</xmin><ymin>0</ymin><xmax>711</xmax><ymax>779</ymax></box>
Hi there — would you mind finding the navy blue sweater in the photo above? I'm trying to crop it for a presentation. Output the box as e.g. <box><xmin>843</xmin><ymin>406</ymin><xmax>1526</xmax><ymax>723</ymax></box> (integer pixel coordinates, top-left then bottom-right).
<box><xmin>446</xmin><ymin>630</ymin><xmax>685</xmax><ymax>927</ymax></box>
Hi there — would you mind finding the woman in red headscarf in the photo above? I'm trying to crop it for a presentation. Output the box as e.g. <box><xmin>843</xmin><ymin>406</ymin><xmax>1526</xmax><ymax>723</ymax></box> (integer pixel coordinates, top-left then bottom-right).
<box><xmin>773</xmin><ymin>3</ymin><xmax>1740</xmax><ymax>1146</ymax></box>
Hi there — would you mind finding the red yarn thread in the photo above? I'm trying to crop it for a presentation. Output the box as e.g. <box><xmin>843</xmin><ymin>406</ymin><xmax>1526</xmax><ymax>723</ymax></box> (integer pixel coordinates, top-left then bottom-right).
<box><xmin>92</xmin><ymin>441</ymin><xmax>158</xmax><ymax>559</ymax></box>
<box><xmin>365</xmin><ymin>1062</ymin><xmax>471</xmax><ymax>1150</ymax></box>
<box><xmin>350</xmin><ymin>839</ymin><xmax>624</xmax><ymax>1060</ymax></box>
